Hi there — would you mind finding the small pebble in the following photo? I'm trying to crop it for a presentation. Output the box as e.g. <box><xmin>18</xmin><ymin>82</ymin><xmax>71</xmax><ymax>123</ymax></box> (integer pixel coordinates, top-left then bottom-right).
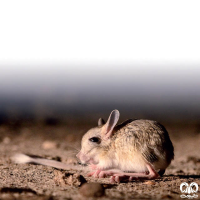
<box><xmin>42</xmin><ymin>141</ymin><xmax>58</xmax><ymax>149</ymax></box>
<box><xmin>79</xmin><ymin>183</ymin><xmax>104</xmax><ymax>197</ymax></box>
<box><xmin>144</xmin><ymin>180</ymin><xmax>156</xmax><ymax>185</ymax></box>
<box><xmin>2</xmin><ymin>137</ymin><xmax>11</xmax><ymax>144</ymax></box>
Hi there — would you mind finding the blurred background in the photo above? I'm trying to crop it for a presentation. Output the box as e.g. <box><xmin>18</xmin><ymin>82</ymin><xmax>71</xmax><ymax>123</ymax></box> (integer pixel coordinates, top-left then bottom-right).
<box><xmin>0</xmin><ymin>51</ymin><xmax>200</xmax><ymax>129</ymax></box>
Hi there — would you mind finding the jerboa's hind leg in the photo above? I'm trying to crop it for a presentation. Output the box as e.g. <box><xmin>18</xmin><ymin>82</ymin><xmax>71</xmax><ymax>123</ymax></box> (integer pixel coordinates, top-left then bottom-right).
<box><xmin>110</xmin><ymin>163</ymin><xmax>160</xmax><ymax>183</ymax></box>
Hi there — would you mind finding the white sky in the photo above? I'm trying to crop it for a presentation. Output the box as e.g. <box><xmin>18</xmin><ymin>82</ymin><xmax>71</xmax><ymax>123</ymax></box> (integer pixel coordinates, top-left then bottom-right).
<box><xmin>0</xmin><ymin>50</ymin><xmax>200</xmax><ymax>65</ymax></box>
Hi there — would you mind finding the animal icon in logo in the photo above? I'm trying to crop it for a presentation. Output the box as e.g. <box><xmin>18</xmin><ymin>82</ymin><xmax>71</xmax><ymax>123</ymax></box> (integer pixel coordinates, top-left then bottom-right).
<box><xmin>180</xmin><ymin>182</ymin><xmax>198</xmax><ymax>199</ymax></box>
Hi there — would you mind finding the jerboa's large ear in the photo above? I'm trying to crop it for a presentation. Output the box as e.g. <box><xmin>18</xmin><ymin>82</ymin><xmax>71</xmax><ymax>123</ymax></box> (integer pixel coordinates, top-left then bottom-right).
<box><xmin>102</xmin><ymin>110</ymin><xmax>120</xmax><ymax>140</ymax></box>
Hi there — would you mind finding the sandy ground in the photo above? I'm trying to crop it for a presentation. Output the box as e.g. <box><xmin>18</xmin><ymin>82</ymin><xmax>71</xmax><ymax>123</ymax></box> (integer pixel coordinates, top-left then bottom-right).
<box><xmin>0</xmin><ymin>123</ymin><xmax>200</xmax><ymax>200</ymax></box>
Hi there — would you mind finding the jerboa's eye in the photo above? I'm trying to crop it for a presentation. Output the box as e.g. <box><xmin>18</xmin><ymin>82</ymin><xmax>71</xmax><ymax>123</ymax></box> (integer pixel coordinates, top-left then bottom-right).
<box><xmin>89</xmin><ymin>137</ymin><xmax>101</xmax><ymax>144</ymax></box>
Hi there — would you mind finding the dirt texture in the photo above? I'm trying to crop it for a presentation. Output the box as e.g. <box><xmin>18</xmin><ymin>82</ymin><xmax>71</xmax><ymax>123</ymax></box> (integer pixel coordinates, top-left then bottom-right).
<box><xmin>0</xmin><ymin>124</ymin><xmax>200</xmax><ymax>200</ymax></box>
